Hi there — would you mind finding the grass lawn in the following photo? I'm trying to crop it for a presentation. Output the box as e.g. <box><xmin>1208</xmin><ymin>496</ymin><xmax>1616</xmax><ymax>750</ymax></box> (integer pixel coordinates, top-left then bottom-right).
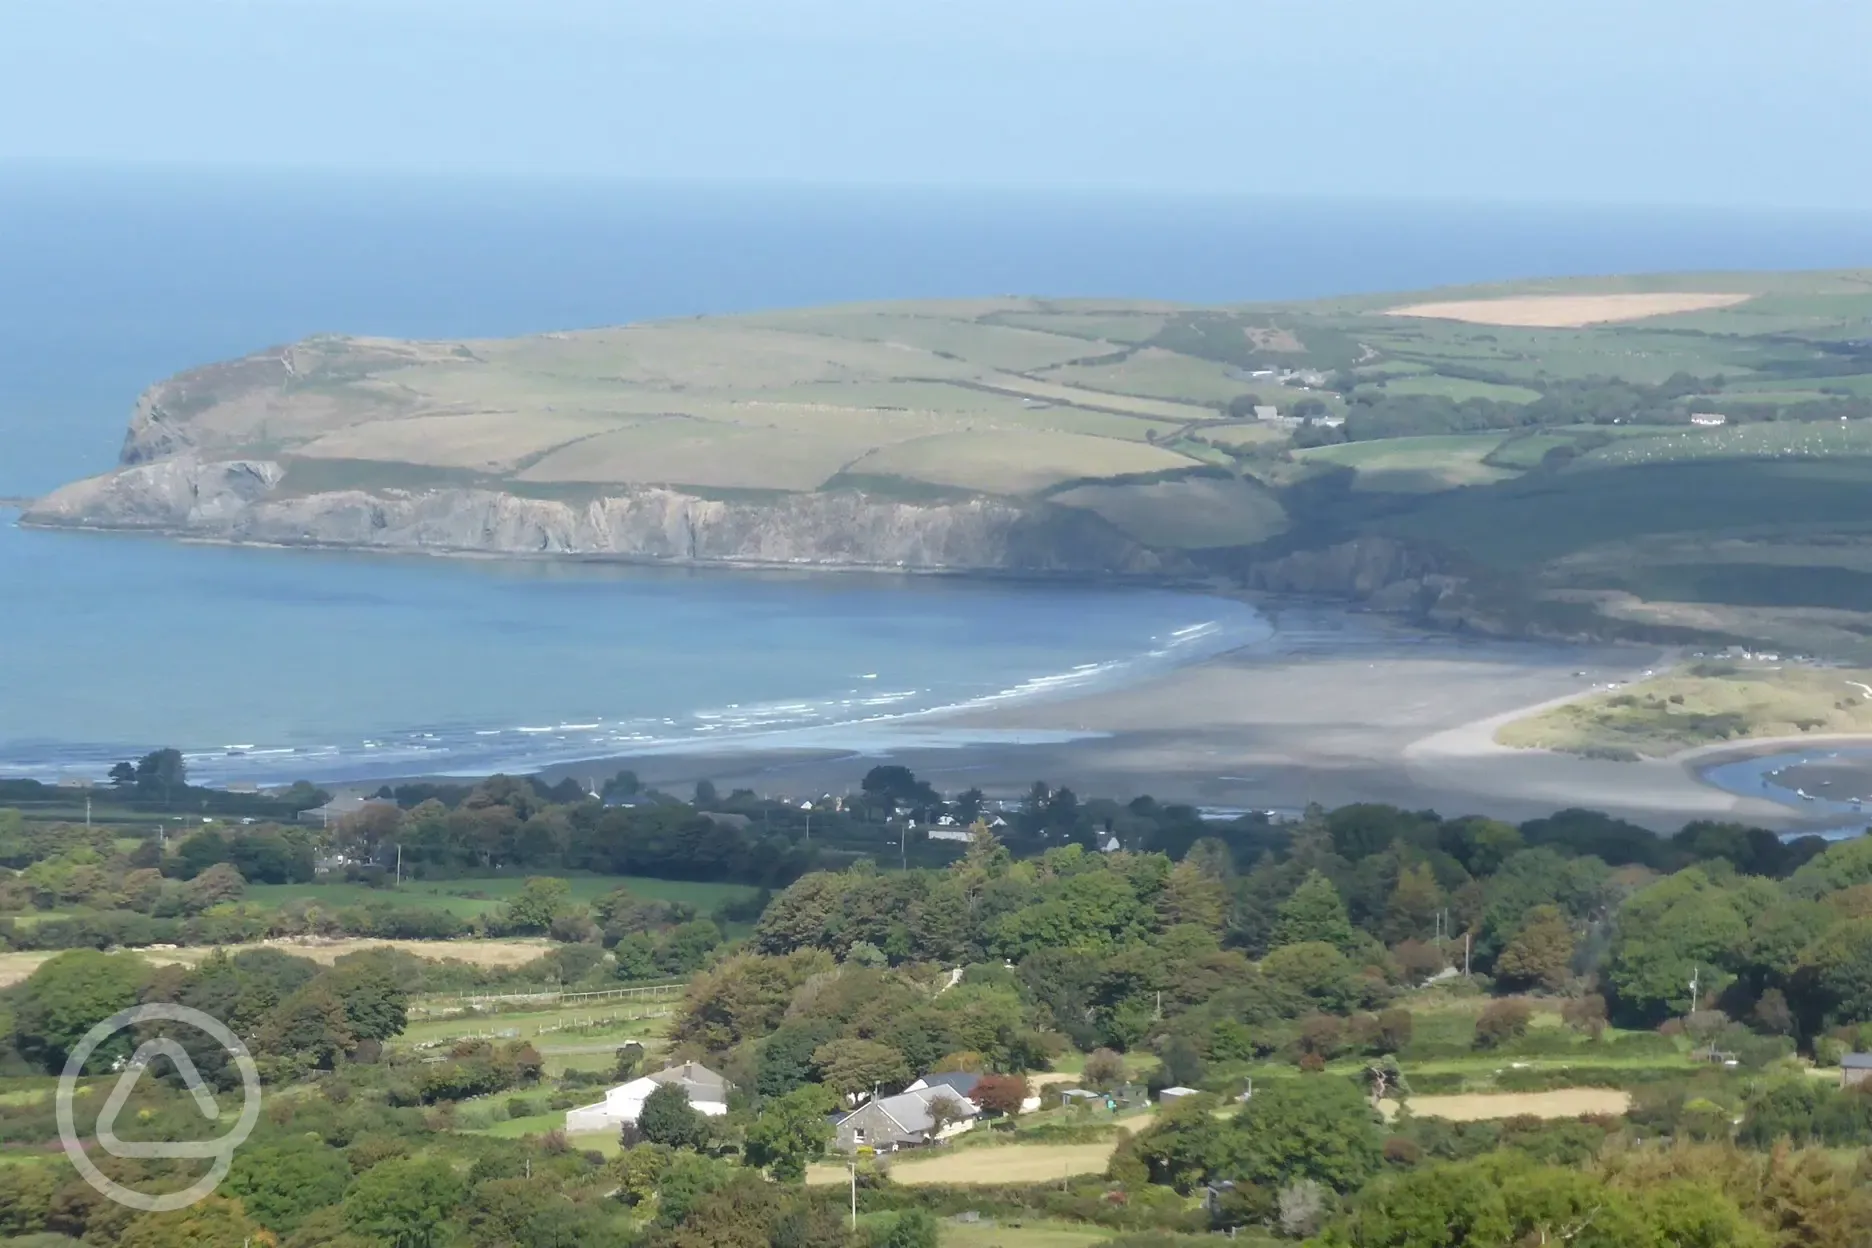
<box><xmin>246</xmin><ymin>872</ymin><xmax>757</xmax><ymax>919</ymax></box>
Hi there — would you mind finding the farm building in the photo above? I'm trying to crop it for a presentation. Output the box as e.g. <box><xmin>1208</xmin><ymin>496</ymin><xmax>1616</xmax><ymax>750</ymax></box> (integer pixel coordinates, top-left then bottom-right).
<box><xmin>1158</xmin><ymin>1086</ymin><xmax>1199</xmax><ymax>1105</ymax></box>
<box><xmin>565</xmin><ymin>1061</ymin><xmax>731</xmax><ymax>1132</ymax></box>
<box><xmin>833</xmin><ymin>1085</ymin><xmax>978</xmax><ymax>1153</ymax></box>
<box><xmin>906</xmin><ymin>1071</ymin><xmax>984</xmax><ymax>1099</ymax></box>
<box><xmin>1842</xmin><ymin>1053</ymin><xmax>1872</xmax><ymax>1089</ymax></box>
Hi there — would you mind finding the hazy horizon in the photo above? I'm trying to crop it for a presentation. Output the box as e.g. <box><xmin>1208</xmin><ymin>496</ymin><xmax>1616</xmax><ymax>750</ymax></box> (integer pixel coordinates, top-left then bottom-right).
<box><xmin>6</xmin><ymin>0</ymin><xmax>1869</xmax><ymax>210</ymax></box>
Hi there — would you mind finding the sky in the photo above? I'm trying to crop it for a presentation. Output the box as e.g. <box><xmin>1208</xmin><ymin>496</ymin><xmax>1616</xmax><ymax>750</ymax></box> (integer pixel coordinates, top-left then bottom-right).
<box><xmin>4</xmin><ymin>0</ymin><xmax>1870</xmax><ymax>208</ymax></box>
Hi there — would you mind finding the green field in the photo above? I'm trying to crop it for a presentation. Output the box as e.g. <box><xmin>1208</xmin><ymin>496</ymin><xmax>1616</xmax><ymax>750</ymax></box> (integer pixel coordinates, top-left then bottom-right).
<box><xmin>1358</xmin><ymin>375</ymin><xmax>1542</xmax><ymax>403</ymax></box>
<box><xmin>1296</xmin><ymin>434</ymin><xmax>1518</xmax><ymax>492</ymax></box>
<box><xmin>246</xmin><ymin>873</ymin><xmax>757</xmax><ymax>919</ymax></box>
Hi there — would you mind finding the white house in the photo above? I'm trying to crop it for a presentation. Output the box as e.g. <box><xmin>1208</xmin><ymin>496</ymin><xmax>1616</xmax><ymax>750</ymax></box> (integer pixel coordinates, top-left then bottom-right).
<box><xmin>565</xmin><ymin>1061</ymin><xmax>731</xmax><ymax>1133</ymax></box>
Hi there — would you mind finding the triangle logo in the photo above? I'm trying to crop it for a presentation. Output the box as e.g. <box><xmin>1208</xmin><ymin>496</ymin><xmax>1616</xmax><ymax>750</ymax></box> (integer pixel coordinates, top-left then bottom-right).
<box><xmin>95</xmin><ymin>1038</ymin><xmax>225</xmax><ymax>1159</ymax></box>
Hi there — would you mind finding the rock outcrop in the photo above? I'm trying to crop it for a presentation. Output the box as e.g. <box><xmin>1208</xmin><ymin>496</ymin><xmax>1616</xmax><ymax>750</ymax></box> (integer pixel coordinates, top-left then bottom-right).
<box><xmin>24</xmin><ymin>456</ymin><xmax>1180</xmax><ymax>577</ymax></box>
<box><xmin>1244</xmin><ymin>536</ymin><xmax>1440</xmax><ymax>599</ymax></box>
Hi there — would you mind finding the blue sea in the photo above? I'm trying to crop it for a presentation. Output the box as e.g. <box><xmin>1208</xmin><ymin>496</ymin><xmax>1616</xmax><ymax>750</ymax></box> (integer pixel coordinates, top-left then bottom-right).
<box><xmin>4</xmin><ymin>164</ymin><xmax>1872</xmax><ymax>785</ymax></box>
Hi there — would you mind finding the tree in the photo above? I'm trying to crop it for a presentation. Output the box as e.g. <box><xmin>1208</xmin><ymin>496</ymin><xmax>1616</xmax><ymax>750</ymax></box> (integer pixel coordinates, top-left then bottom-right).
<box><xmin>743</xmin><ymin>1085</ymin><xmax>837</xmax><ymax>1181</ymax></box>
<box><xmin>1800</xmin><ymin>917</ymin><xmax>1872</xmax><ymax>1027</ymax></box>
<box><xmin>1227</xmin><ymin>1075</ymin><xmax>1381</xmax><ymax>1193</ymax></box>
<box><xmin>1083</xmin><ymin>1047</ymin><xmax>1127</xmax><ymax>1089</ymax></box>
<box><xmin>134</xmin><ymin>748</ymin><xmax>188</xmax><ymax>803</ymax></box>
<box><xmin>1160</xmin><ymin>1035</ymin><xmax>1207</xmax><ymax>1088</ymax></box>
<box><xmin>638</xmin><ymin>1081</ymin><xmax>711</xmax><ymax>1151</ymax></box>
<box><xmin>1262</xmin><ymin>941</ymin><xmax>1360</xmax><ymax>1013</ymax></box>
<box><xmin>108</xmin><ymin>761</ymin><xmax>137</xmax><ymax>788</ymax></box>
<box><xmin>343</xmin><ymin>1157</ymin><xmax>464</xmax><ymax>1248</ymax></box>
<box><xmin>184</xmin><ymin>862</ymin><xmax>247</xmax><ymax>910</ymax></box>
<box><xmin>119</xmin><ymin>1195</ymin><xmax>268</xmax><ymax>1248</ymax></box>
<box><xmin>1603</xmin><ymin>869</ymin><xmax>1749</xmax><ymax>1023</ymax></box>
<box><xmin>1494</xmin><ymin>905</ymin><xmax>1576</xmax><ymax>991</ymax></box>
<box><xmin>1474</xmin><ymin>999</ymin><xmax>1533</xmax><ymax>1049</ymax></box>
<box><xmin>226</xmin><ymin>1140</ymin><xmax>353</xmax><ymax>1232</ymax></box>
<box><xmin>810</xmin><ymin>1037</ymin><xmax>909</xmax><ymax>1100</ymax></box>
<box><xmin>1158</xmin><ymin>860</ymin><xmax>1226</xmax><ymax>933</ymax></box>
<box><xmin>1275</xmin><ymin>872</ymin><xmax>1356</xmax><ymax>950</ymax></box>
<box><xmin>498</xmin><ymin>876</ymin><xmax>571</xmax><ymax>934</ymax></box>
<box><xmin>1382</xmin><ymin>863</ymin><xmax>1444</xmax><ymax>944</ymax></box>
<box><xmin>613</xmin><ymin>1041</ymin><xmax>647</xmax><ymax>1082</ymax></box>
<box><xmin>878</xmin><ymin>1210</ymin><xmax>940</xmax><ymax>1248</ymax></box>
<box><xmin>13</xmin><ymin>949</ymin><xmax>152</xmax><ymax>1073</ymax></box>
<box><xmin>256</xmin><ymin>983</ymin><xmax>354</xmax><ymax>1068</ymax></box>
<box><xmin>972</xmin><ymin>1073</ymin><xmax>1030</xmax><ymax>1117</ymax></box>
<box><xmin>321</xmin><ymin>953</ymin><xmax>409</xmax><ymax>1041</ymax></box>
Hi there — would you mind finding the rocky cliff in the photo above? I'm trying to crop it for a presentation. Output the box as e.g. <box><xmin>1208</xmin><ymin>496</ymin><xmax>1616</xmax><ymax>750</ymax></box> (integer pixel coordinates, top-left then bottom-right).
<box><xmin>24</xmin><ymin>455</ymin><xmax>1181</xmax><ymax>577</ymax></box>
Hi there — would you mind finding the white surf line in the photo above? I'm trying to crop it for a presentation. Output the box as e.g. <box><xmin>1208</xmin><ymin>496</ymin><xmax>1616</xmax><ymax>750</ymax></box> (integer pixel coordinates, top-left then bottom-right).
<box><xmin>1846</xmin><ymin>681</ymin><xmax>1872</xmax><ymax>699</ymax></box>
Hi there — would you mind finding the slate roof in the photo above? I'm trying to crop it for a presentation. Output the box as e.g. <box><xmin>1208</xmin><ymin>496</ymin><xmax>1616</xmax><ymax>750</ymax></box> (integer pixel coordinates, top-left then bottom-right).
<box><xmin>842</xmin><ymin>1086</ymin><xmax>975</xmax><ymax>1136</ymax></box>
<box><xmin>1842</xmin><ymin>1053</ymin><xmax>1872</xmax><ymax>1069</ymax></box>
<box><xmin>916</xmin><ymin>1072</ymin><xmax>985</xmax><ymax>1097</ymax></box>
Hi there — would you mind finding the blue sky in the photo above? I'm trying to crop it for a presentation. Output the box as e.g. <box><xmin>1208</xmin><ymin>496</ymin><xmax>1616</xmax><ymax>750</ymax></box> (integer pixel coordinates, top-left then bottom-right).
<box><xmin>5</xmin><ymin>0</ymin><xmax>1868</xmax><ymax>207</ymax></box>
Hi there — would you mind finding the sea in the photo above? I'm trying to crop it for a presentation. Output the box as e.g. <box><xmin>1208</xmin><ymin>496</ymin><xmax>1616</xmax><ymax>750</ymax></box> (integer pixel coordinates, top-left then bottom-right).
<box><xmin>4</xmin><ymin>164</ymin><xmax>1872</xmax><ymax>788</ymax></box>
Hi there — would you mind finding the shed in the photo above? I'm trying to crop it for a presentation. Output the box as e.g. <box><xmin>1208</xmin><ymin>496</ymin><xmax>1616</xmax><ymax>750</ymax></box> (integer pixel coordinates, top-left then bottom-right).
<box><xmin>1158</xmin><ymin>1086</ymin><xmax>1199</xmax><ymax>1104</ymax></box>
<box><xmin>1842</xmin><ymin>1053</ymin><xmax>1872</xmax><ymax>1089</ymax></box>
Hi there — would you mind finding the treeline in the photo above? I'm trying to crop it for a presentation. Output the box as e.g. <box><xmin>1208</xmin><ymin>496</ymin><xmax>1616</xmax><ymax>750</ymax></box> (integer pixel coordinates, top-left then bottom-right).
<box><xmin>678</xmin><ymin>801</ymin><xmax>1870</xmax><ymax>1081</ymax></box>
<box><xmin>1340</xmin><ymin>371</ymin><xmax>1872</xmax><ymax>442</ymax></box>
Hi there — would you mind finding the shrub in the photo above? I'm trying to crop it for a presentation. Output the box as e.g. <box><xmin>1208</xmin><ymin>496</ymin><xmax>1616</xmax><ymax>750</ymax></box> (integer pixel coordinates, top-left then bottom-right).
<box><xmin>1473</xmin><ymin>999</ymin><xmax>1533</xmax><ymax>1049</ymax></box>
<box><xmin>973</xmin><ymin>1074</ymin><xmax>1030</xmax><ymax>1117</ymax></box>
<box><xmin>1084</xmin><ymin>1047</ymin><xmax>1127</xmax><ymax>1089</ymax></box>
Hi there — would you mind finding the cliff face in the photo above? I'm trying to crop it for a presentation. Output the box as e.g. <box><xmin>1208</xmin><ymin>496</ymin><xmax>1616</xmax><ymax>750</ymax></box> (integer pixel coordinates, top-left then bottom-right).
<box><xmin>24</xmin><ymin>456</ymin><xmax>1180</xmax><ymax>577</ymax></box>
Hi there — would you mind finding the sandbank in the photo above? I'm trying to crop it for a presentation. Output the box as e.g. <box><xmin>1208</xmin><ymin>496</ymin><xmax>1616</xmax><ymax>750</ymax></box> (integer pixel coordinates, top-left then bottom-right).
<box><xmin>543</xmin><ymin>625</ymin><xmax>1803</xmax><ymax>831</ymax></box>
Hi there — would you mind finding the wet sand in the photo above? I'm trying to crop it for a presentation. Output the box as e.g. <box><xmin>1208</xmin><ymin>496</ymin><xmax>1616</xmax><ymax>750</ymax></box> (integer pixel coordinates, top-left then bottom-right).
<box><xmin>540</xmin><ymin>631</ymin><xmax>1806</xmax><ymax>831</ymax></box>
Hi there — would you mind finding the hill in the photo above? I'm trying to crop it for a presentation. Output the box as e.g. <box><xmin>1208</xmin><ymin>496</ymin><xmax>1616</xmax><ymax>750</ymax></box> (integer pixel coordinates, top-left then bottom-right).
<box><xmin>26</xmin><ymin>270</ymin><xmax>1872</xmax><ymax>652</ymax></box>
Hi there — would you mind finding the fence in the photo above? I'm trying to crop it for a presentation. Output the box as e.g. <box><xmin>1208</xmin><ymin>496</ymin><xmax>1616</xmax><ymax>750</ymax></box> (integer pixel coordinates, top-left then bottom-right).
<box><xmin>409</xmin><ymin>981</ymin><xmax>685</xmax><ymax>1018</ymax></box>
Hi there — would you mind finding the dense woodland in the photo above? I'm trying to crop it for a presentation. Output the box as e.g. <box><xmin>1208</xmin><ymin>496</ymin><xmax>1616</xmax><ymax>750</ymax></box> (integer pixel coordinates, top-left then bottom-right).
<box><xmin>4</xmin><ymin>766</ymin><xmax>1872</xmax><ymax>1247</ymax></box>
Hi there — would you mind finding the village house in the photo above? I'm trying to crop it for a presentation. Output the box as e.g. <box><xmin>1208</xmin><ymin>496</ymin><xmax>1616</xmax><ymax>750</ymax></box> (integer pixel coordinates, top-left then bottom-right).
<box><xmin>564</xmin><ymin>1061</ymin><xmax>731</xmax><ymax>1132</ymax></box>
<box><xmin>1842</xmin><ymin>1053</ymin><xmax>1872</xmax><ymax>1089</ymax></box>
<box><xmin>832</xmin><ymin>1083</ymin><xmax>978</xmax><ymax>1153</ymax></box>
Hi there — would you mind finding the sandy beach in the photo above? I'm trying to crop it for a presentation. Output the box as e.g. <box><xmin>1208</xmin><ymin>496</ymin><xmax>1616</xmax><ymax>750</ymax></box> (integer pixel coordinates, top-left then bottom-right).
<box><xmin>541</xmin><ymin>625</ymin><xmax>1810</xmax><ymax>832</ymax></box>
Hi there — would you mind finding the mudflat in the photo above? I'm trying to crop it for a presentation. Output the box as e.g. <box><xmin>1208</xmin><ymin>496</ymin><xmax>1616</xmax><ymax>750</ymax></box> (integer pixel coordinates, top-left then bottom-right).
<box><xmin>551</xmin><ymin>633</ymin><xmax>1799</xmax><ymax>830</ymax></box>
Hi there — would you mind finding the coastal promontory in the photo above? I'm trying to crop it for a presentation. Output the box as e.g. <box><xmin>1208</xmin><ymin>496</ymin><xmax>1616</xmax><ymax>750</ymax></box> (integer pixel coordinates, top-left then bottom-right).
<box><xmin>29</xmin><ymin>272</ymin><xmax>1872</xmax><ymax>656</ymax></box>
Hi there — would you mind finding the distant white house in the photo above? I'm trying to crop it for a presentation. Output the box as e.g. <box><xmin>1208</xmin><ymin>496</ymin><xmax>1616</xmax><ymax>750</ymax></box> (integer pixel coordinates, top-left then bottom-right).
<box><xmin>1690</xmin><ymin>413</ymin><xmax>1728</xmax><ymax>427</ymax></box>
<box><xmin>565</xmin><ymin>1061</ymin><xmax>731</xmax><ymax>1133</ymax></box>
<box><xmin>927</xmin><ymin>828</ymin><xmax>973</xmax><ymax>843</ymax></box>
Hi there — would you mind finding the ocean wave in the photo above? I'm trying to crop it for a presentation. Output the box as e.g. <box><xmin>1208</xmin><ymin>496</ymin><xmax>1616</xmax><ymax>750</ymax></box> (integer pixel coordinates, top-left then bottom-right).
<box><xmin>1</xmin><ymin>606</ymin><xmax>1270</xmax><ymax>787</ymax></box>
